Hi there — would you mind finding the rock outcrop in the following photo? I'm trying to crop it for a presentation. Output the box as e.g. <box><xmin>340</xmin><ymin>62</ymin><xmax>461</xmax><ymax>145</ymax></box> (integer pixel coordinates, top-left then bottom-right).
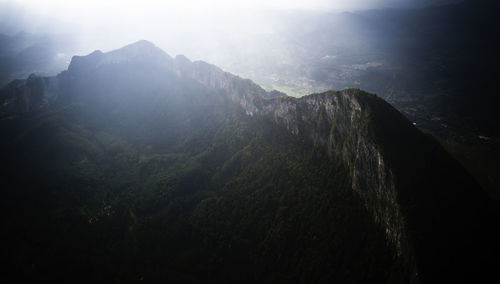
<box><xmin>249</xmin><ymin>90</ymin><xmax>407</xmax><ymax>256</ymax></box>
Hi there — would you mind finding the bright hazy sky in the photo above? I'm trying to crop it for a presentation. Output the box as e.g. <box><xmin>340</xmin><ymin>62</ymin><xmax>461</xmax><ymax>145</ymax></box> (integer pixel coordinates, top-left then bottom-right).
<box><xmin>1</xmin><ymin>0</ymin><xmax>444</xmax><ymax>33</ymax></box>
<box><xmin>3</xmin><ymin>0</ymin><xmax>423</xmax><ymax>15</ymax></box>
<box><xmin>0</xmin><ymin>0</ymin><xmax>460</xmax><ymax>58</ymax></box>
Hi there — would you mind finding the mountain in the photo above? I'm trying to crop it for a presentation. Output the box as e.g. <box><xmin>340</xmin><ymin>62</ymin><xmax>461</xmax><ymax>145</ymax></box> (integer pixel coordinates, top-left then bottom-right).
<box><xmin>0</xmin><ymin>32</ymin><xmax>77</xmax><ymax>87</ymax></box>
<box><xmin>0</xmin><ymin>41</ymin><xmax>497</xmax><ymax>283</ymax></box>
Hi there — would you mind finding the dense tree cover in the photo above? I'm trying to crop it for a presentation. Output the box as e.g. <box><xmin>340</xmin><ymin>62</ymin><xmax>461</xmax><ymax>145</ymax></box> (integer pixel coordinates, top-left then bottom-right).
<box><xmin>0</xmin><ymin>92</ymin><xmax>409</xmax><ymax>282</ymax></box>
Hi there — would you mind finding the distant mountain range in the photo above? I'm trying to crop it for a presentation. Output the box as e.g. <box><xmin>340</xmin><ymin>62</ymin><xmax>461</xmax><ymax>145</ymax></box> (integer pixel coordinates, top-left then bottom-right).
<box><xmin>214</xmin><ymin>0</ymin><xmax>499</xmax><ymax>139</ymax></box>
<box><xmin>1</xmin><ymin>40</ymin><xmax>498</xmax><ymax>282</ymax></box>
<box><xmin>0</xmin><ymin>32</ymin><xmax>76</xmax><ymax>87</ymax></box>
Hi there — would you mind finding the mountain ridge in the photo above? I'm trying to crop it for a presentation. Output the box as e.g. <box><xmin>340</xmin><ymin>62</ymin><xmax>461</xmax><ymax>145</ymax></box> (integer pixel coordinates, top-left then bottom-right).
<box><xmin>0</xmin><ymin>40</ymin><xmax>497</xmax><ymax>282</ymax></box>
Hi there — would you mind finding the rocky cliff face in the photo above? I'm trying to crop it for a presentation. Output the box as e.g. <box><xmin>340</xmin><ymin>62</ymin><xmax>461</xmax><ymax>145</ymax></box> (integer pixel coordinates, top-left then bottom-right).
<box><xmin>248</xmin><ymin>90</ymin><xmax>406</xmax><ymax>256</ymax></box>
<box><xmin>168</xmin><ymin>49</ymin><xmax>409</xmax><ymax>257</ymax></box>
<box><xmin>170</xmin><ymin>54</ymin><xmax>410</xmax><ymax>258</ymax></box>
<box><xmin>249</xmin><ymin>88</ymin><xmax>497</xmax><ymax>282</ymax></box>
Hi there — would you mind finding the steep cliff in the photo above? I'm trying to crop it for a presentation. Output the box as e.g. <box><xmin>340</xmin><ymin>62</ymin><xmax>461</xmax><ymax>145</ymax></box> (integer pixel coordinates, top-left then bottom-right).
<box><xmin>255</xmin><ymin>91</ymin><xmax>406</xmax><ymax>253</ymax></box>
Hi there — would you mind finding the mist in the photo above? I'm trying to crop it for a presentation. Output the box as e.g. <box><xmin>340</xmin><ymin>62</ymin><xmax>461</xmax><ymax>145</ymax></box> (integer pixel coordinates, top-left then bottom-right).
<box><xmin>1</xmin><ymin>0</ymin><xmax>489</xmax><ymax>128</ymax></box>
<box><xmin>1</xmin><ymin>0</ymin><xmax>461</xmax><ymax>56</ymax></box>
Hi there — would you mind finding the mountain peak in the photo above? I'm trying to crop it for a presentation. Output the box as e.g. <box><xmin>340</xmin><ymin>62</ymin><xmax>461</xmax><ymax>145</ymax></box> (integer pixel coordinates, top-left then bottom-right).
<box><xmin>174</xmin><ymin>54</ymin><xmax>191</xmax><ymax>64</ymax></box>
<box><xmin>128</xmin><ymin>39</ymin><xmax>156</xmax><ymax>48</ymax></box>
<box><xmin>106</xmin><ymin>39</ymin><xmax>171</xmax><ymax>62</ymax></box>
<box><xmin>113</xmin><ymin>40</ymin><xmax>165</xmax><ymax>57</ymax></box>
<box><xmin>67</xmin><ymin>40</ymin><xmax>172</xmax><ymax>75</ymax></box>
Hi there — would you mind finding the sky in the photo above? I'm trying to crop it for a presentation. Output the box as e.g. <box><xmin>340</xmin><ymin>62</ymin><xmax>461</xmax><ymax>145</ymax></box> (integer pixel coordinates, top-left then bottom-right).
<box><xmin>0</xmin><ymin>0</ymin><xmax>463</xmax><ymax>58</ymax></box>
<box><xmin>2</xmin><ymin>0</ymin><xmax>445</xmax><ymax>16</ymax></box>
<box><xmin>1</xmin><ymin>0</ymin><xmax>462</xmax><ymax>30</ymax></box>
